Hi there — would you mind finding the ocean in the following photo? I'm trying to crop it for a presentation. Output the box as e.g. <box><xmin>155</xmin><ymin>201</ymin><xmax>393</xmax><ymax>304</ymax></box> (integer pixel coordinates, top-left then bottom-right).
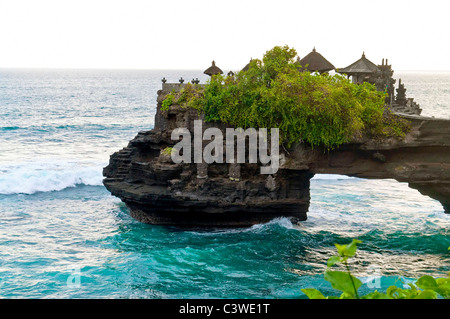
<box><xmin>0</xmin><ymin>68</ymin><xmax>449</xmax><ymax>299</ymax></box>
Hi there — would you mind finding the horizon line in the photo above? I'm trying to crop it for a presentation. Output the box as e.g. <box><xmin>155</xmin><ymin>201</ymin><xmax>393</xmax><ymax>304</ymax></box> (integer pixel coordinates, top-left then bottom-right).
<box><xmin>2</xmin><ymin>66</ymin><xmax>450</xmax><ymax>73</ymax></box>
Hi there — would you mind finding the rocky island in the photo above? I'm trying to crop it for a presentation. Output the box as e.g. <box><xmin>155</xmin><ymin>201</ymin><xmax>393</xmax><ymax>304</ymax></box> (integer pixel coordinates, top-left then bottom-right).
<box><xmin>103</xmin><ymin>47</ymin><xmax>450</xmax><ymax>227</ymax></box>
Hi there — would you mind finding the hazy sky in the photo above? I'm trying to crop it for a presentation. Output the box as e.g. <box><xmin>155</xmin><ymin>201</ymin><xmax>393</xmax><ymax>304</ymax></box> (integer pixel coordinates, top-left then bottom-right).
<box><xmin>1</xmin><ymin>0</ymin><xmax>449</xmax><ymax>71</ymax></box>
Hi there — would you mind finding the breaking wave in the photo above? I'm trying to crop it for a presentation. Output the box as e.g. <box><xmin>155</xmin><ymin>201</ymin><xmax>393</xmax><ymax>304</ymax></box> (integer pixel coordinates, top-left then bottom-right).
<box><xmin>0</xmin><ymin>160</ymin><xmax>105</xmax><ymax>194</ymax></box>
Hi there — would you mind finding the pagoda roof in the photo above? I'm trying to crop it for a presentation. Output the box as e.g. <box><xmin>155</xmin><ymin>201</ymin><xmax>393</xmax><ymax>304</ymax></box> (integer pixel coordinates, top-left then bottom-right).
<box><xmin>204</xmin><ymin>61</ymin><xmax>223</xmax><ymax>76</ymax></box>
<box><xmin>298</xmin><ymin>47</ymin><xmax>335</xmax><ymax>73</ymax></box>
<box><xmin>337</xmin><ymin>52</ymin><xmax>379</xmax><ymax>74</ymax></box>
<box><xmin>241</xmin><ymin>58</ymin><xmax>253</xmax><ymax>72</ymax></box>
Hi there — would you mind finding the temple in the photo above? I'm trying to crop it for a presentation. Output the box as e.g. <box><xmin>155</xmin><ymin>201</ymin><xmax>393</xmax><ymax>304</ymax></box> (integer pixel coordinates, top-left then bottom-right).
<box><xmin>241</xmin><ymin>59</ymin><xmax>252</xmax><ymax>72</ymax></box>
<box><xmin>337</xmin><ymin>52</ymin><xmax>379</xmax><ymax>84</ymax></box>
<box><xmin>203</xmin><ymin>60</ymin><xmax>223</xmax><ymax>76</ymax></box>
<box><xmin>204</xmin><ymin>51</ymin><xmax>421</xmax><ymax>116</ymax></box>
<box><xmin>298</xmin><ymin>47</ymin><xmax>335</xmax><ymax>74</ymax></box>
<box><xmin>390</xmin><ymin>78</ymin><xmax>422</xmax><ymax>115</ymax></box>
<box><xmin>337</xmin><ymin>53</ymin><xmax>421</xmax><ymax>115</ymax></box>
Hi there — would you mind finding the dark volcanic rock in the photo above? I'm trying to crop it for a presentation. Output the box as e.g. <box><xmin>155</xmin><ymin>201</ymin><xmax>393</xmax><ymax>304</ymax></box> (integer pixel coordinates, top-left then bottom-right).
<box><xmin>283</xmin><ymin>115</ymin><xmax>450</xmax><ymax>213</ymax></box>
<box><xmin>103</xmin><ymin>84</ymin><xmax>450</xmax><ymax>227</ymax></box>
<box><xmin>103</xmin><ymin>84</ymin><xmax>312</xmax><ymax>226</ymax></box>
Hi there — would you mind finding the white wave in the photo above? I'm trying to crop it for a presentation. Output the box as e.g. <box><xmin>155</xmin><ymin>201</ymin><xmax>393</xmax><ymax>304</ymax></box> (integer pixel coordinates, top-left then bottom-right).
<box><xmin>0</xmin><ymin>160</ymin><xmax>105</xmax><ymax>194</ymax></box>
<box><xmin>243</xmin><ymin>217</ymin><xmax>296</xmax><ymax>233</ymax></box>
<box><xmin>185</xmin><ymin>217</ymin><xmax>296</xmax><ymax>236</ymax></box>
<box><xmin>312</xmin><ymin>174</ymin><xmax>357</xmax><ymax>180</ymax></box>
<box><xmin>260</xmin><ymin>217</ymin><xmax>295</xmax><ymax>229</ymax></box>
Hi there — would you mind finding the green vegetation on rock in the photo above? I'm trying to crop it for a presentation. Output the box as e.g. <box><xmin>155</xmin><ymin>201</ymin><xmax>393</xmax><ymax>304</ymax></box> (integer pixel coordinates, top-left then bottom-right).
<box><xmin>161</xmin><ymin>83</ymin><xmax>203</xmax><ymax>111</ymax></box>
<box><xmin>163</xmin><ymin>45</ymin><xmax>411</xmax><ymax>149</ymax></box>
<box><xmin>161</xmin><ymin>146</ymin><xmax>173</xmax><ymax>156</ymax></box>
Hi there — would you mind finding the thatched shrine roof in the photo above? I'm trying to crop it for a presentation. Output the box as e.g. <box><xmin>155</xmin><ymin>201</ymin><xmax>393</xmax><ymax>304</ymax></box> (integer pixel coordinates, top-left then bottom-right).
<box><xmin>298</xmin><ymin>48</ymin><xmax>335</xmax><ymax>73</ymax></box>
<box><xmin>241</xmin><ymin>59</ymin><xmax>252</xmax><ymax>72</ymax></box>
<box><xmin>337</xmin><ymin>52</ymin><xmax>379</xmax><ymax>75</ymax></box>
<box><xmin>204</xmin><ymin>61</ymin><xmax>223</xmax><ymax>76</ymax></box>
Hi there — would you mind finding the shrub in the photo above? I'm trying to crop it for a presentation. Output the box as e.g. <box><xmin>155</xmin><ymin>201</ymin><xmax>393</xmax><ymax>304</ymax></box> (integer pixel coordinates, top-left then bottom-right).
<box><xmin>161</xmin><ymin>92</ymin><xmax>174</xmax><ymax>111</ymax></box>
<box><xmin>161</xmin><ymin>83</ymin><xmax>204</xmax><ymax>111</ymax></box>
<box><xmin>161</xmin><ymin>147</ymin><xmax>173</xmax><ymax>156</ymax></box>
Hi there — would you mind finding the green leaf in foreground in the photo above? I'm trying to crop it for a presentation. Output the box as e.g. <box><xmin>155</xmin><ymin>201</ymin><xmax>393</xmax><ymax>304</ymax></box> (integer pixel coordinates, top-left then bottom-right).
<box><xmin>302</xmin><ymin>240</ymin><xmax>450</xmax><ymax>299</ymax></box>
<box><xmin>327</xmin><ymin>255</ymin><xmax>341</xmax><ymax>268</ymax></box>
<box><xmin>361</xmin><ymin>291</ymin><xmax>390</xmax><ymax>299</ymax></box>
<box><xmin>301</xmin><ymin>288</ymin><xmax>326</xmax><ymax>299</ymax></box>
<box><xmin>324</xmin><ymin>270</ymin><xmax>362</xmax><ymax>297</ymax></box>
<box><xmin>416</xmin><ymin>275</ymin><xmax>439</xmax><ymax>289</ymax></box>
<box><xmin>335</xmin><ymin>239</ymin><xmax>362</xmax><ymax>258</ymax></box>
<box><xmin>415</xmin><ymin>290</ymin><xmax>437</xmax><ymax>299</ymax></box>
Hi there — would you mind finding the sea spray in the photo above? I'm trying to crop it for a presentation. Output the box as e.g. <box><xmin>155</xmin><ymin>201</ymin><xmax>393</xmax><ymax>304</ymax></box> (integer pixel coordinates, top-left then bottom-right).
<box><xmin>0</xmin><ymin>160</ymin><xmax>105</xmax><ymax>194</ymax></box>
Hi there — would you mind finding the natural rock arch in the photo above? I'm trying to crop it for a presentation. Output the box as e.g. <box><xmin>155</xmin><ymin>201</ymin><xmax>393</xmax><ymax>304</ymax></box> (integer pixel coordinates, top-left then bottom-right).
<box><xmin>103</xmin><ymin>85</ymin><xmax>450</xmax><ymax>226</ymax></box>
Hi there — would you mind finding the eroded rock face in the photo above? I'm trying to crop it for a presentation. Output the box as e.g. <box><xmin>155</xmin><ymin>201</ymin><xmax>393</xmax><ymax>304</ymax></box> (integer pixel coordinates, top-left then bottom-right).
<box><xmin>103</xmin><ymin>85</ymin><xmax>312</xmax><ymax>226</ymax></box>
<box><xmin>103</xmin><ymin>84</ymin><xmax>450</xmax><ymax>226</ymax></box>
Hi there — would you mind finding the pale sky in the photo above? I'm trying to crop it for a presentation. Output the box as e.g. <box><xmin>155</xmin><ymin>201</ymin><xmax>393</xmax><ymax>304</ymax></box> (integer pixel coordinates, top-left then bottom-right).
<box><xmin>1</xmin><ymin>0</ymin><xmax>450</xmax><ymax>71</ymax></box>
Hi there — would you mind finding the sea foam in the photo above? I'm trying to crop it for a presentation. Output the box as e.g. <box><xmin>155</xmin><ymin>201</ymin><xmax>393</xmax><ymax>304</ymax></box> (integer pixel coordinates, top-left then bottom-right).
<box><xmin>0</xmin><ymin>160</ymin><xmax>105</xmax><ymax>194</ymax></box>
<box><xmin>312</xmin><ymin>174</ymin><xmax>356</xmax><ymax>180</ymax></box>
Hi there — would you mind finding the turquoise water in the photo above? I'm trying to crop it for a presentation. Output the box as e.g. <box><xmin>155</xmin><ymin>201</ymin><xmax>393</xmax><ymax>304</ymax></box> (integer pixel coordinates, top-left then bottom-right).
<box><xmin>0</xmin><ymin>69</ymin><xmax>449</xmax><ymax>299</ymax></box>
